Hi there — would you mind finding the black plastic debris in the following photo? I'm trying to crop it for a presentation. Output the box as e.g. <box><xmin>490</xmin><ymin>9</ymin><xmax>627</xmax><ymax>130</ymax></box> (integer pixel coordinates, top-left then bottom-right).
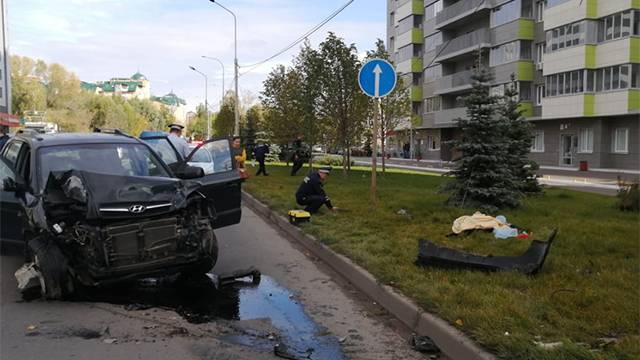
<box><xmin>410</xmin><ymin>334</ymin><xmax>440</xmax><ymax>354</ymax></box>
<box><xmin>415</xmin><ymin>229</ymin><xmax>557</xmax><ymax>275</ymax></box>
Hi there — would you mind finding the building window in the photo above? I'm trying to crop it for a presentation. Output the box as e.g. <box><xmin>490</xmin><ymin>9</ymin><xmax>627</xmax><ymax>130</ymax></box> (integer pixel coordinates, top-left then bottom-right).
<box><xmin>535</xmin><ymin>1</ymin><xmax>544</xmax><ymax>22</ymax></box>
<box><xmin>531</xmin><ymin>130</ymin><xmax>544</xmax><ymax>152</ymax></box>
<box><xmin>427</xmin><ymin>135</ymin><xmax>440</xmax><ymax>151</ymax></box>
<box><xmin>397</xmin><ymin>45</ymin><xmax>414</xmax><ymax>62</ymax></box>
<box><xmin>546</xmin><ymin>64</ymin><xmax>635</xmax><ymax>97</ymax></box>
<box><xmin>425</xmin><ymin>0</ymin><xmax>443</xmax><ymax>21</ymax></box>
<box><xmin>519</xmin><ymin>82</ymin><xmax>532</xmax><ymax>101</ymax></box>
<box><xmin>546</xmin><ymin>21</ymin><xmax>585</xmax><ymax>53</ymax></box>
<box><xmin>632</xmin><ymin>64</ymin><xmax>640</xmax><ymax>88</ymax></box>
<box><xmin>424</xmin><ymin>96</ymin><xmax>441</xmax><ymax>113</ymax></box>
<box><xmin>546</xmin><ymin>0</ymin><xmax>570</xmax><ymax>7</ymax></box>
<box><xmin>491</xmin><ymin>0</ymin><xmax>522</xmax><ymax>28</ymax></box>
<box><xmin>634</xmin><ymin>10</ymin><xmax>640</xmax><ymax>35</ymax></box>
<box><xmin>425</xmin><ymin>32</ymin><xmax>442</xmax><ymax>52</ymax></box>
<box><xmin>598</xmin><ymin>10</ymin><xmax>634</xmax><ymax>42</ymax></box>
<box><xmin>490</xmin><ymin>40</ymin><xmax>521</xmax><ymax>66</ymax></box>
<box><xmin>390</xmin><ymin>12</ymin><xmax>395</xmax><ymax>27</ymax></box>
<box><xmin>613</xmin><ymin>128</ymin><xmax>629</xmax><ymax>153</ymax></box>
<box><xmin>424</xmin><ymin>65</ymin><xmax>442</xmax><ymax>81</ymax></box>
<box><xmin>578</xmin><ymin>128</ymin><xmax>593</xmax><ymax>153</ymax></box>
<box><xmin>536</xmin><ymin>85</ymin><xmax>545</xmax><ymax>105</ymax></box>
<box><xmin>536</xmin><ymin>43</ymin><xmax>545</xmax><ymax>67</ymax></box>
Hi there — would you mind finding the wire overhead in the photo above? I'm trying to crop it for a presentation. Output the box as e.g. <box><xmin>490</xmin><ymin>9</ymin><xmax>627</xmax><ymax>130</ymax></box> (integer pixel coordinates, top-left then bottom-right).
<box><xmin>238</xmin><ymin>0</ymin><xmax>356</xmax><ymax>77</ymax></box>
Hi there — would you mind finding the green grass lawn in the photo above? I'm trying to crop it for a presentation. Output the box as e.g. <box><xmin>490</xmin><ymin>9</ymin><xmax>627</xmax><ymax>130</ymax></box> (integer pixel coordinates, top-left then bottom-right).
<box><xmin>242</xmin><ymin>163</ymin><xmax>640</xmax><ymax>360</ymax></box>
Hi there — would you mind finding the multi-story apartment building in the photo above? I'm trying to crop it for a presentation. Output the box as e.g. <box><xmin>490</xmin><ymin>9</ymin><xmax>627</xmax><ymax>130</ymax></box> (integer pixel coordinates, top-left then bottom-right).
<box><xmin>387</xmin><ymin>0</ymin><xmax>639</xmax><ymax>171</ymax></box>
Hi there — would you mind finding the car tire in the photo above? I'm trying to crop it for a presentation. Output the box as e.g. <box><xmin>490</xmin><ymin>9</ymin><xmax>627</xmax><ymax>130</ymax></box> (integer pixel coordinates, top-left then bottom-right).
<box><xmin>29</xmin><ymin>236</ymin><xmax>75</xmax><ymax>299</ymax></box>
<box><xmin>181</xmin><ymin>229</ymin><xmax>218</xmax><ymax>277</ymax></box>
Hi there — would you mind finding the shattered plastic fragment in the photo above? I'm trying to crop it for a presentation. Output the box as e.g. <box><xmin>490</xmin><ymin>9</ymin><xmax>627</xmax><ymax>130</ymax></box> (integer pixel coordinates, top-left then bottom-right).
<box><xmin>15</xmin><ymin>263</ymin><xmax>46</xmax><ymax>299</ymax></box>
<box><xmin>415</xmin><ymin>229</ymin><xmax>557</xmax><ymax>275</ymax></box>
<box><xmin>410</xmin><ymin>334</ymin><xmax>440</xmax><ymax>353</ymax></box>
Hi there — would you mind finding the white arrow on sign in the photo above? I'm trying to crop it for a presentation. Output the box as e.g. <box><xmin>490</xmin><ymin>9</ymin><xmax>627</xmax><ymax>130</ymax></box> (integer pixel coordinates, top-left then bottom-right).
<box><xmin>373</xmin><ymin>64</ymin><xmax>382</xmax><ymax>97</ymax></box>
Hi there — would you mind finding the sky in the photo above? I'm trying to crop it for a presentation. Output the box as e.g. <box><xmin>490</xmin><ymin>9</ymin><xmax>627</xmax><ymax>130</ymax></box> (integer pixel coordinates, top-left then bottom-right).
<box><xmin>9</xmin><ymin>0</ymin><xmax>386</xmax><ymax>112</ymax></box>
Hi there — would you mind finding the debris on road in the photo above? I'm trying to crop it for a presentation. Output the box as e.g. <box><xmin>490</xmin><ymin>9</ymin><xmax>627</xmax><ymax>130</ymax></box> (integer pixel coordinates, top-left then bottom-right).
<box><xmin>102</xmin><ymin>338</ymin><xmax>118</xmax><ymax>344</ymax></box>
<box><xmin>15</xmin><ymin>263</ymin><xmax>46</xmax><ymax>299</ymax></box>
<box><xmin>415</xmin><ymin>229</ymin><xmax>558</xmax><ymax>275</ymax></box>
<box><xmin>534</xmin><ymin>341</ymin><xmax>563</xmax><ymax>350</ymax></box>
<box><xmin>409</xmin><ymin>334</ymin><xmax>440</xmax><ymax>354</ymax></box>
<box><xmin>451</xmin><ymin>212</ymin><xmax>512</xmax><ymax>234</ymax></box>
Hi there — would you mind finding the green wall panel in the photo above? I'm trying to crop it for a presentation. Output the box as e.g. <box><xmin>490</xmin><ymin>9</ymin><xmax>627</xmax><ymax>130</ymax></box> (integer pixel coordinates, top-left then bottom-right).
<box><xmin>583</xmin><ymin>94</ymin><xmax>595</xmax><ymax>116</ymax></box>
<box><xmin>629</xmin><ymin>90</ymin><xmax>640</xmax><ymax>111</ymax></box>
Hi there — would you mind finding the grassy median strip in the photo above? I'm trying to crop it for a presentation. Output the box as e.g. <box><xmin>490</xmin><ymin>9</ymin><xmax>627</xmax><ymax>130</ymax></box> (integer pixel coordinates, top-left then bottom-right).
<box><xmin>243</xmin><ymin>164</ymin><xmax>639</xmax><ymax>360</ymax></box>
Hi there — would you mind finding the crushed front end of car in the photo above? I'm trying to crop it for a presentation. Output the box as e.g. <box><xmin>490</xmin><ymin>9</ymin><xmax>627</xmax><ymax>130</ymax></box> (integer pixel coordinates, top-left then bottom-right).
<box><xmin>16</xmin><ymin>170</ymin><xmax>218</xmax><ymax>299</ymax></box>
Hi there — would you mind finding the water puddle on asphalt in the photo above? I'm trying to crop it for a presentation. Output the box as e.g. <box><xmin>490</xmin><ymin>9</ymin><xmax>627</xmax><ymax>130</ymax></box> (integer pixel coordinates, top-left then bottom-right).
<box><xmin>75</xmin><ymin>272</ymin><xmax>344</xmax><ymax>360</ymax></box>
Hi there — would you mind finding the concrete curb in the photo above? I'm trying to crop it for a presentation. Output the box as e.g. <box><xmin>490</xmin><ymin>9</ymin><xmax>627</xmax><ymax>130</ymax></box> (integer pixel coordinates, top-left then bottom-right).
<box><xmin>242</xmin><ymin>191</ymin><xmax>495</xmax><ymax>360</ymax></box>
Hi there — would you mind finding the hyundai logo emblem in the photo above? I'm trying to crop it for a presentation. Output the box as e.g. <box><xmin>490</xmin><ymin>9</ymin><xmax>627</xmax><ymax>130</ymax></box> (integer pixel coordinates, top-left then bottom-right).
<box><xmin>128</xmin><ymin>205</ymin><xmax>147</xmax><ymax>214</ymax></box>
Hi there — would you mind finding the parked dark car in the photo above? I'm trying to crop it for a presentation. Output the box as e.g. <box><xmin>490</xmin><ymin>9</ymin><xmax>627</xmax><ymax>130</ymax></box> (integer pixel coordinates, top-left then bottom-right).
<box><xmin>0</xmin><ymin>130</ymin><xmax>242</xmax><ymax>298</ymax></box>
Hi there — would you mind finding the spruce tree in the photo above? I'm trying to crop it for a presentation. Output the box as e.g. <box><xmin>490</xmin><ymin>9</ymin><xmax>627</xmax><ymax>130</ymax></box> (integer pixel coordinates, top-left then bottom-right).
<box><xmin>498</xmin><ymin>75</ymin><xmax>542</xmax><ymax>194</ymax></box>
<box><xmin>444</xmin><ymin>63</ymin><xmax>521</xmax><ymax>212</ymax></box>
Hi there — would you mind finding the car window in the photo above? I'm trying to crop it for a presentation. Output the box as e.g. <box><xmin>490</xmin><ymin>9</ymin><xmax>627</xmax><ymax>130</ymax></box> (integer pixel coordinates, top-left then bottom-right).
<box><xmin>2</xmin><ymin>141</ymin><xmax>23</xmax><ymax>167</ymax></box>
<box><xmin>190</xmin><ymin>147</ymin><xmax>212</xmax><ymax>163</ymax></box>
<box><xmin>143</xmin><ymin>138</ymin><xmax>179</xmax><ymax>164</ymax></box>
<box><xmin>0</xmin><ymin>159</ymin><xmax>15</xmax><ymax>190</ymax></box>
<box><xmin>186</xmin><ymin>139</ymin><xmax>234</xmax><ymax>174</ymax></box>
<box><xmin>37</xmin><ymin>143</ymin><xmax>171</xmax><ymax>190</ymax></box>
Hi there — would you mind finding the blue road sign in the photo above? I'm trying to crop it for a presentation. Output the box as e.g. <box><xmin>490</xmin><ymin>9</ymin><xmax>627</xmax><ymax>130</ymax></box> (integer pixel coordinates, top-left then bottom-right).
<box><xmin>358</xmin><ymin>59</ymin><xmax>397</xmax><ymax>98</ymax></box>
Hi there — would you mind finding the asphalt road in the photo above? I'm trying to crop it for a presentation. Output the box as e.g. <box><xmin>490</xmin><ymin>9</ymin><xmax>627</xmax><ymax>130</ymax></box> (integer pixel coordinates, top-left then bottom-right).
<box><xmin>0</xmin><ymin>207</ymin><xmax>426</xmax><ymax>360</ymax></box>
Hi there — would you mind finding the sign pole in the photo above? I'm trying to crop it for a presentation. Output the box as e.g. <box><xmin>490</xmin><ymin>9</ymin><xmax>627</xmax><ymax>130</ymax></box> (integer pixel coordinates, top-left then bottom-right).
<box><xmin>358</xmin><ymin>58</ymin><xmax>397</xmax><ymax>207</ymax></box>
<box><xmin>371</xmin><ymin>97</ymin><xmax>380</xmax><ymax>205</ymax></box>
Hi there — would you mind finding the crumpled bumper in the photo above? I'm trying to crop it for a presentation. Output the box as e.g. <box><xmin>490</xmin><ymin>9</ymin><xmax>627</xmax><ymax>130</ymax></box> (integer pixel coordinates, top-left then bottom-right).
<box><xmin>415</xmin><ymin>229</ymin><xmax>557</xmax><ymax>275</ymax></box>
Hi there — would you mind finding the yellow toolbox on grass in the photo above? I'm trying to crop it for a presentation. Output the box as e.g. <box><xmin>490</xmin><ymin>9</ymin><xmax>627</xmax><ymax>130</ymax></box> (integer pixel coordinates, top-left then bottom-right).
<box><xmin>288</xmin><ymin>210</ymin><xmax>311</xmax><ymax>224</ymax></box>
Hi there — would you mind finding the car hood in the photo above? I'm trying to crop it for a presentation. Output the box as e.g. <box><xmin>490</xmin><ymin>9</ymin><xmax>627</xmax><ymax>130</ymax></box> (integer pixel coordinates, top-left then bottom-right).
<box><xmin>44</xmin><ymin>170</ymin><xmax>202</xmax><ymax>220</ymax></box>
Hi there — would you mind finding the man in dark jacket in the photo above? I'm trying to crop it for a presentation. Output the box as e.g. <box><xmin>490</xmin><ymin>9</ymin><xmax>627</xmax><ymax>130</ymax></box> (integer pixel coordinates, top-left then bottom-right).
<box><xmin>295</xmin><ymin>167</ymin><xmax>336</xmax><ymax>214</ymax></box>
<box><xmin>253</xmin><ymin>140</ymin><xmax>270</xmax><ymax>176</ymax></box>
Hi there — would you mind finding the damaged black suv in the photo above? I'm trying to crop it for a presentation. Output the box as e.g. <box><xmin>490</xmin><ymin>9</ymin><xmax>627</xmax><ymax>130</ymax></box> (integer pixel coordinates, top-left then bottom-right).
<box><xmin>0</xmin><ymin>130</ymin><xmax>241</xmax><ymax>298</ymax></box>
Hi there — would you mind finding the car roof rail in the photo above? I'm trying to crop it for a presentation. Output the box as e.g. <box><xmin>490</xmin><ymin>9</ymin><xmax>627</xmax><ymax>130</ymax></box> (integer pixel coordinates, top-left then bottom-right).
<box><xmin>93</xmin><ymin>128</ymin><xmax>133</xmax><ymax>138</ymax></box>
<box><xmin>16</xmin><ymin>128</ymin><xmax>44</xmax><ymax>140</ymax></box>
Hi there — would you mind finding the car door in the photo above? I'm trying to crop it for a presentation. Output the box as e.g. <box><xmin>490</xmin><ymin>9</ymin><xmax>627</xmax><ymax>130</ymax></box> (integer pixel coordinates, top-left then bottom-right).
<box><xmin>184</xmin><ymin>138</ymin><xmax>242</xmax><ymax>229</ymax></box>
<box><xmin>0</xmin><ymin>148</ymin><xmax>25</xmax><ymax>244</ymax></box>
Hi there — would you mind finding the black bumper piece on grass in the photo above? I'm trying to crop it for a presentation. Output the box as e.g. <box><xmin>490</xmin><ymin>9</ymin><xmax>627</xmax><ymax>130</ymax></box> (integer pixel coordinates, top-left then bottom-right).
<box><xmin>415</xmin><ymin>229</ymin><xmax>557</xmax><ymax>275</ymax></box>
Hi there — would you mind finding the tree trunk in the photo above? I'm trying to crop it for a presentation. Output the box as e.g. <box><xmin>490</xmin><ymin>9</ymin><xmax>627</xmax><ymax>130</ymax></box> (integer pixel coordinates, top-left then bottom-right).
<box><xmin>342</xmin><ymin>146</ymin><xmax>347</xmax><ymax>176</ymax></box>
<box><xmin>347</xmin><ymin>147</ymin><xmax>351</xmax><ymax>171</ymax></box>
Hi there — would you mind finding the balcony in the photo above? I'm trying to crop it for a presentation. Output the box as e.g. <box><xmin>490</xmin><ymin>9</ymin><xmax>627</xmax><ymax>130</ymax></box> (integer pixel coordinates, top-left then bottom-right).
<box><xmin>435</xmin><ymin>70</ymin><xmax>474</xmax><ymax>95</ymax></box>
<box><xmin>434</xmin><ymin>107</ymin><xmax>467</xmax><ymax>126</ymax></box>
<box><xmin>435</xmin><ymin>0</ymin><xmax>493</xmax><ymax>30</ymax></box>
<box><xmin>434</xmin><ymin>28</ymin><xmax>491</xmax><ymax>63</ymax></box>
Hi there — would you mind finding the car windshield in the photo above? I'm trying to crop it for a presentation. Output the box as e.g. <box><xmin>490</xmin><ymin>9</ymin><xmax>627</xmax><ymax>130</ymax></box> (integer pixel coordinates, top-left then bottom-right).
<box><xmin>37</xmin><ymin>143</ymin><xmax>171</xmax><ymax>189</ymax></box>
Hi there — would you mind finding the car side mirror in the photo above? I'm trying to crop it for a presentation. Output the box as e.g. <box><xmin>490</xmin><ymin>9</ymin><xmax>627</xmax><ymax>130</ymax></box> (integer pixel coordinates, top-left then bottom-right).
<box><xmin>2</xmin><ymin>177</ymin><xmax>25</xmax><ymax>193</ymax></box>
<box><xmin>174</xmin><ymin>164</ymin><xmax>205</xmax><ymax>179</ymax></box>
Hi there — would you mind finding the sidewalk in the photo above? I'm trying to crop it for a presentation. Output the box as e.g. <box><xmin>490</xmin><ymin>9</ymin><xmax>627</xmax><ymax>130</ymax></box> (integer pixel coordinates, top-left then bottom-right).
<box><xmin>352</xmin><ymin>157</ymin><xmax>638</xmax><ymax>195</ymax></box>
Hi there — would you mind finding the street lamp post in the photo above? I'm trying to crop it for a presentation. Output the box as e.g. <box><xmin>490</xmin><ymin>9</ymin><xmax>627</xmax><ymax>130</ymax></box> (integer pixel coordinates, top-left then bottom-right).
<box><xmin>189</xmin><ymin>65</ymin><xmax>210</xmax><ymax>140</ymax></box>
<box><xmin>201</xmin><ymin>56</ymin><xmax>225</xmax><ymax>111</ymax></box>
<box><xmin>210</xmin><ymin>0</ymin><xmax>240</xmax><ymax>136</ymax></box>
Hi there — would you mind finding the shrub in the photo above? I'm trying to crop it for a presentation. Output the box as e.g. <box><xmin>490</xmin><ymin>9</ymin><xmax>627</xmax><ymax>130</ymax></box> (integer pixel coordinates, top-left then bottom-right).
<box><xmin>313</xmin><ymin>154</ymin><xmax>354</xmax><ymax>167</ymax></box>
<box><xmin>617</xmin><ymin>177</ymin><xmax>639</xmax><ymax>212</ymax></box>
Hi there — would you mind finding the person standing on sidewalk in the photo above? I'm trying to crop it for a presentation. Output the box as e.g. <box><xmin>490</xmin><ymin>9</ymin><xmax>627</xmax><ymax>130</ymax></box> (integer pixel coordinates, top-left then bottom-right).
<box><xmin>290</xmin><ymin>134</ymin><xmax>305</xmax><ymax>176</ymax></box>
<box><xmin>232</xmin><ymin>136</ymin><xmax>248</xmax><ymax>179</ymax></box>
<box><xmin>253</xmin><ymin>140</ymin><xmax>270</xmax><ymax>176</ymax></box>
<box><xmin>295</xmin><ymin>167</ymin><xmax>337</xmax><ymax>214</ymax></box>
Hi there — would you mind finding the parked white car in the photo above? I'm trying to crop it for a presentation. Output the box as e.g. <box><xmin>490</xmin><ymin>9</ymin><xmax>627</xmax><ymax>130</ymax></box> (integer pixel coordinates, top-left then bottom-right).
<box><xmin>188</xmin><ymin>145</ymin><xmax>215</xmax><ymax>175</ymax></box>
